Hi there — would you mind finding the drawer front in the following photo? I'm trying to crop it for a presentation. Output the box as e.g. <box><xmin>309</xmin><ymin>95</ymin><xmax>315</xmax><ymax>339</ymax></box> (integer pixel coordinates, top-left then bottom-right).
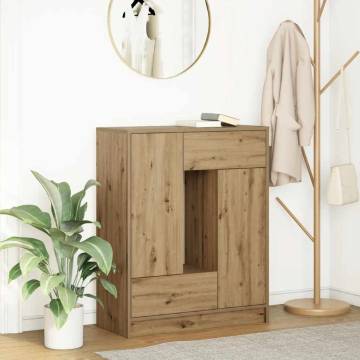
<box><xmin>184</xmin><ymin>131</ymin><xmax>266</xmax><ymax>171</ymax></box>
<box><xmin>131</xmin><ymin>272</ymin><xmax>218</xmax><ymax>317</ymax></box>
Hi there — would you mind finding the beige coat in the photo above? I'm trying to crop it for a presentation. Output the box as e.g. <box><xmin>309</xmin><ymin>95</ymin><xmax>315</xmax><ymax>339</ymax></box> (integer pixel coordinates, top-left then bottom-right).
<box><xmin>261</xmin><ymin>21</ymin><xmax>315</xmax><ymax>186</ymax></box>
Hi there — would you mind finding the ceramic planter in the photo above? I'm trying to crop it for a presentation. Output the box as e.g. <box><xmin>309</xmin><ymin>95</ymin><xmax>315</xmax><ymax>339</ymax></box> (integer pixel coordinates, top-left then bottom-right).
<box><xmin>44</xmin><ymin>304</ymin><xmax>84</xmax><ymax>350</ymax></box>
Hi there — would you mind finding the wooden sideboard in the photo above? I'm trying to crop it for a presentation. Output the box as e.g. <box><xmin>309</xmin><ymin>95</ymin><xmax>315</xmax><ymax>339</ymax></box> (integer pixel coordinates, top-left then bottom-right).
<box><xmin>96</xmin><ymin>126</ymin><xmax>269</xmax><ymax>338</ymax></box>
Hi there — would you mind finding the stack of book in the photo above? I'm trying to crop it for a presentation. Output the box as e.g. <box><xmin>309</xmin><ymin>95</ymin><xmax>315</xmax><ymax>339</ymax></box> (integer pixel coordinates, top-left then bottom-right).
<box><xmin>176</xmin><ymin>113</ymin><xmax>240</xmax><ymax>128</ymax></box>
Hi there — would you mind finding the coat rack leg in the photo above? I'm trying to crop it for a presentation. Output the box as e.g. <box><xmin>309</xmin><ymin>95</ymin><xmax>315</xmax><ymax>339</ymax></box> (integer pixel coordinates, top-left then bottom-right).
<box><xmin>321</xmin><ymin>51</ymin><xmax>360</xmax><ymax>94</ymax></box>
<box><xmin>284</xmin><ymin>0</ymin><xmax>350</xmax><ymax>317</ymax></box>
<box><xmin>301</xmin><ymin>147</ymin><xmax>314</xmax><ymax>187</ymax></box>
<box><xmin>276</xmin><ymin>197</ymin><xmax>314</xmax><ymax>242</ymax></box>
<box><xmin>318</xmin><ymin>0</ymin><xmax>328</xmax><ymax>21</ymax></box>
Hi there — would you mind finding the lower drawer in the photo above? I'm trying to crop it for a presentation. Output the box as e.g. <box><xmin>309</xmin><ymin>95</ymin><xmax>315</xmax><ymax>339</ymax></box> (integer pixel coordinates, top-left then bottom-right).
<box><xmin>130</xmin><ymin>308</ymin><xmax>266</xmax><ymax>337</ymax></box>
<box><xmin>131</xmin><ymin>272</ymin><xmax>218</xmax><ymax>317</ymax></box>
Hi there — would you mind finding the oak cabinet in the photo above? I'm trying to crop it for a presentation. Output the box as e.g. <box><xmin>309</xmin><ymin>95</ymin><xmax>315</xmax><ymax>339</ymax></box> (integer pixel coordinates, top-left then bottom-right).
<box><xmin>97</xmin><ymin>126</ymin><xmax>269</xmax><ymax>337</ymax></box>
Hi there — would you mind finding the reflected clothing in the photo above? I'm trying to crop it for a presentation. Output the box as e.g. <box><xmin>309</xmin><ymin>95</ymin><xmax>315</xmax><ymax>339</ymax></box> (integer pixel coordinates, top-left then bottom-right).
<box><xmin>121</xmin><ymin>4</ymin><xmax>155</xmax><ymax>76</ymax></box>
<box><xmin>261</xmin><ymin>21</ymin><xmax>315</xmax><ymax>186</ymax></box>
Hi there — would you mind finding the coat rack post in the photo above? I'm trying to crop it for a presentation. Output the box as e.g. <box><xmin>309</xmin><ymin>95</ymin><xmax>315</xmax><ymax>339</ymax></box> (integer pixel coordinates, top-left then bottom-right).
<box><xmin>314</xmin><ymin>0</ymin><xmax>321</xmax><ymax>307</ymax></box>
<box><xmin>284</xmin><ymin>0</ymin><xmax>351</xmax><ymax>317</ymax></box>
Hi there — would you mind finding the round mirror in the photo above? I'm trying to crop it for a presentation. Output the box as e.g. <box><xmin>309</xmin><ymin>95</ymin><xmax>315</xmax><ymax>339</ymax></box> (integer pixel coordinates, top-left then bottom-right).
<box><xmin>108</xmin><ymin>0</ymin><xmax>210</xmax><ymax>79</ymax></box>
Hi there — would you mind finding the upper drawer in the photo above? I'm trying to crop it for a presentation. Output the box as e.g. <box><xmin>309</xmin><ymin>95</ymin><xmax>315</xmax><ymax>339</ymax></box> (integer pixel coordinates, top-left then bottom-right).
<box><xmin>184</xmin><ymin>131</ymin><xmax>267</xmax><ymax>171</ymax></box>
<box><xmin>131</xmin><ymin>272</ymin><xmax>217</xmax><ymax>318</ymax></box>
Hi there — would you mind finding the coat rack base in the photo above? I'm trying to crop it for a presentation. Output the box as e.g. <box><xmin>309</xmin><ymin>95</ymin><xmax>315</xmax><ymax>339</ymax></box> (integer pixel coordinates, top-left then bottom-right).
<box><xmin>284</xmin><ymin>298</ymin><xmax>351</xmax><ymax>317</ymax></box>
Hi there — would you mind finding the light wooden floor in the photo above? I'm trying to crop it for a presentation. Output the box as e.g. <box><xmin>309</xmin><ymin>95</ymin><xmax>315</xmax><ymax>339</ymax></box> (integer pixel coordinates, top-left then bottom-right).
<box><xmin>1</xmin><ymin>305</ymin><xmax>360</xmax><ymax>360</ymax></box>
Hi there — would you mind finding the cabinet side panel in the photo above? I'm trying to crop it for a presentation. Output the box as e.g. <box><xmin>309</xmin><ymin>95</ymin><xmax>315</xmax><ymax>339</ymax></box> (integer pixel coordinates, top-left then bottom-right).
<box><xmin>218</xmin><ymin>168</ymin><xmax>266</xmax><ymax>308</ymax></box>
<box><xmin>96</xmin><ymin>130</ymin><xmax>129</xmax><ymax>336</ymax></box>
<box><xmin>248</xmin><ymin>168</ymin><xmax>267</xmax><ymax>305</ymax></box>
<box><xmin>131</xmin><ymin>133</ymin><xmax>184</xmax><ymax>278</ymax></box>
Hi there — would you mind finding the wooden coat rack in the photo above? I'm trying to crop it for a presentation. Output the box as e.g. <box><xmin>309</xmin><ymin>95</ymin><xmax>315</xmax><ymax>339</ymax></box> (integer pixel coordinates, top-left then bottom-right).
<box><xmin>277</xmin><ymin>0</ymin><xmax>359</xmax><ymax>316</ymax></box>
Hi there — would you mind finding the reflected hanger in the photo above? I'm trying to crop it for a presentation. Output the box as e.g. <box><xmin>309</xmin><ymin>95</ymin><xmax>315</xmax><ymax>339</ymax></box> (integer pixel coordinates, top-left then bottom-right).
<box><xmin>122</xmin><ymin>0</ymin><xmax>156</xmax><ymax>18</ymax></box>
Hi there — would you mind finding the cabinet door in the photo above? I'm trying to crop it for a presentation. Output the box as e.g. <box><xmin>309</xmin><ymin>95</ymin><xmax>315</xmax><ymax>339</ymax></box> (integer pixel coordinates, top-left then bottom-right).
<box><xmin>218</xmin><ymin>168</ymin><xmax>266</xmax><ymax>308</ymax></box>
<box><xmin>131</xmin><ymin>133</ymin><xmax>184</xmax><ymax>278</ymax></box>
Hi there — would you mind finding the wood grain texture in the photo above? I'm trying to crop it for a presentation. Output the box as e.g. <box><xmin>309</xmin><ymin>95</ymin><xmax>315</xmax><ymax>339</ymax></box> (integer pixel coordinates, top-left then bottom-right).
<box><xmin>218</xmin><ymin>168</ymin><xmax>267</xmax><ymax>309</ymax></box>
<box><xmin>97</xmin><ymin>125</ymin><xmax>267</xmax><ymax>134</ymax></box>
<box><xmin>131</xmin><ymin>133</ymin><xmax>184</xmax><ymax>278</ymax></box>
<box><xmin>131</xmin><ymin>272</ymin><xmax>218</xmax><ymax>318</ymax></box>
<box><xmin>184</xmin><ymin>131</ymin><xmax>266</xmax><ymax>171</ymax></box>
<box><xmin>96</xmin><ymin>129</ymin><xmax>129</xmax><ymax>337</ymax></box>
<box><xmin>130</xmin><ymin>308</ymin><xmax>265</xmax><ymax>337</ymax></box>
<box><xmin>185</xmin><ymin>171</ymin><xmax>218</xmax><ymax>272</ymax></box>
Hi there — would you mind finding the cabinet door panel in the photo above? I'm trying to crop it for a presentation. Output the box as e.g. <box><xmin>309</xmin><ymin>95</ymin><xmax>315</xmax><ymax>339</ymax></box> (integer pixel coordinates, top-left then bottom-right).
<box><xmin>218</xmin><ymin>168</ymin><xmax>266</xmax><ymax>308</ymax></box>
<box><xmin>131</xmin><ymin>133</ymin><xmax>184</xmax><ymax>278</ymax></box>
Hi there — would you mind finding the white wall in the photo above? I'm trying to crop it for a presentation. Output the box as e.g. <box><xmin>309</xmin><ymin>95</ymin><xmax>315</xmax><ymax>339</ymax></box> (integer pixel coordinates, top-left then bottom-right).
<box><xmin>329</xmin><ymin>0</ymin><xmax>360</xmax><ymax>306</ymax></box>
<box><xmin>0</xmin><ymin>0</ymin><xmax>23</xmax><ymax>334</ymax></box>
<box><xmin>0</xmin><ymin>0</ymin><xmax>332</xmax><ymax>332</ymax></box>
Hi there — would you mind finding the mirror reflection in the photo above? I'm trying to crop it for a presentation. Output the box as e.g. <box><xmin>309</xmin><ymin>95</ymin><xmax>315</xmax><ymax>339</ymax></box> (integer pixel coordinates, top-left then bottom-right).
<box><xmin>108</xmin><ymin>0</ymin><xmax>210</xmax><ymax>79</ymax></box>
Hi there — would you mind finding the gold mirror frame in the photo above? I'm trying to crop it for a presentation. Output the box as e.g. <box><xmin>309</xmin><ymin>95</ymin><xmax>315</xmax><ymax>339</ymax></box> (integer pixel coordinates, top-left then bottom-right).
<box><xmin>107</xmin><ymin>0</ymin><xmax>211</xmax><ymax>79</ymax></box>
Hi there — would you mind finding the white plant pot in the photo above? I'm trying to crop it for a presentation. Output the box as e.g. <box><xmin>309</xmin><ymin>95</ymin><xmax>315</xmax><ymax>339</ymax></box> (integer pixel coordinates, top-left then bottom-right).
<box><xmin>44</xmin><ymin>304</ymin><xmax>84</xmax><ymax>350</ymax></box>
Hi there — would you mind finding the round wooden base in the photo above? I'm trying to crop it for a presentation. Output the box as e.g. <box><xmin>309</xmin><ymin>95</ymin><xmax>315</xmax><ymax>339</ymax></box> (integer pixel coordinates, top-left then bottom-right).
<box><xmin>284</xmin><ymin>298</ymin><xmax>351</xmax><ymax>317</ymax></box>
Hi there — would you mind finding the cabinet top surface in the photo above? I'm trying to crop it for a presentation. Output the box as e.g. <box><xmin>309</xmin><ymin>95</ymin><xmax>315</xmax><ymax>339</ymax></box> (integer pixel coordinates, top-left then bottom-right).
<box><xmin>97</xmin><ymin>126</ymin><xmax>267</xmax><ymax>134</ymax></box>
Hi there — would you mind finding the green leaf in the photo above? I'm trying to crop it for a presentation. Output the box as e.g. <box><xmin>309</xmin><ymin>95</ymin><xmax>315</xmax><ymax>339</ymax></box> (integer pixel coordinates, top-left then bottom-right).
<box><xmin>38</xmin><ymin>260</ymin><xmax>50</xmax><ymax>274</ymax></box>
<box><xmin>51</xmin><ymin>205</ymin><xmax>57</xmax><ymax>224</ymax></box>
<box><xmin>60</xmin><ymin>220</ymin><xmax>101</xmax><ymax>236</ymax></box>
<box><xmin>0</xmin><ymin>205</ymin><xmax>51</xmax><ymax>231</ymax></box>
<box><xmin>31</xmin><ymin>171</ymin><xmax>63</xmax><ymax>226</ymax></box>
<box><xmin>8</xmin><ymin>263</ymin><xmax>22</xmax><ymax>283</ymax></box>
<box><xmin>22</xmin><ymin>279</ymin><xmax>40</xmax><ymax>300</ymax></box>
<box><xmin>55</xmin><ymin>182</ymin><xmax>72</xmax><ymax>222</ymax></box>
<box><xmin>84</xmin><ymin>180</ymin><xmax>101</xmax><ymax>191</ymax></box>
<box><xmin>77</xmin><ymin>253</ymin><xmax>91</xmax><ymax>270</ymax></box>
<box><xmin>70</xmin><ymin>233</ymin><xmax>82</xmax><ymax>242</ymax></box>
<box><xmin>84</xmin><ymin>294</ymin><xmax>104</xmax><ymax>309</ymax></box>
<box><xmin>68</xmin><ymin>236</ymin><xmax>113</xmax><ymax>275</ymax></box>
<box><xmin>73</xmin><ymin>286</ymin><xmax>85</xmax><ymax>297</ymax></box>
<box><xmin>77</xmin><ymin>203</ymin><xmax>88</xmax><ymax>221</ymax></box>
<box><xmin>40</xmin><ymin>273</ymin><xmax>65</xmax><ymax>295</ymax></box>
<box><xmin>71</xmin><ymin>192</ymin><xmax>84</xmax><ymax>221</ymax></box>
<box><xmin>100</xmin><ymin>278</ymin><xmax>117</xmax><ymax>299</ymax></box>
<box><xmin>71</xmin><ymin>180</ymin><xmax>100</xmax><ymax>221</ymax></box>
<box><xmin>20</xmin><ymin>253</ymin><xmax>42</xmax><ymax>276</ymax></box>
<box><xmin>0</xmin><ymin>237</ymin><xmax>49</xmax><ymax>259</ymax></box>
<box><xmin>49</xmin><ymin>228</ymin><xmax>77</xmax><ymax>258</ymax></box>
<box><xmin>49</xmin><ymin>299</ymin><xmax>68</xmax><ymax>329</ymax></box>
<box><xmin>81</xmin><ymin>261</ymin><xmax>98</xmax><ymax>280</ymax></box>
<box><xmin>58</xmin><ymin>286</ymin><xmax>77</xmax><ymax>314</ymax></box>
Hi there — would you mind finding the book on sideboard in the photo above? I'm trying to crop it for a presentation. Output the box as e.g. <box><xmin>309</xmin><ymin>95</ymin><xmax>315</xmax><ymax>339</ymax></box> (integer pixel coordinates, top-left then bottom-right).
<box><xmin>176</xmin><ymin>120</ymin><xmax>222</xmax><ymax>128</ymax></box>
<box><xmin>201</xmin><ymin>113</ymin><xmax>241</xmax><ymax>127</ymax></box>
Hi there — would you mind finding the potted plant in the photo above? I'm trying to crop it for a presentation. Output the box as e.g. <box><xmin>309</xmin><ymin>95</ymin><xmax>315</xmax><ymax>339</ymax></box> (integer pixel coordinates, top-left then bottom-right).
<box><xmin>0</xmin><ymin>171</ymin><xmax>117</xmax><ymax>350</ymax></box>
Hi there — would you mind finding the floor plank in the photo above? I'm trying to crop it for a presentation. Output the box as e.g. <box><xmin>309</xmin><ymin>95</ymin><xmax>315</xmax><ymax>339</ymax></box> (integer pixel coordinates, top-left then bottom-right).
<box><xmin>1</xmin><ymin>305</ymin><xmax>360</xmax><ymax>359</ymax></box>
